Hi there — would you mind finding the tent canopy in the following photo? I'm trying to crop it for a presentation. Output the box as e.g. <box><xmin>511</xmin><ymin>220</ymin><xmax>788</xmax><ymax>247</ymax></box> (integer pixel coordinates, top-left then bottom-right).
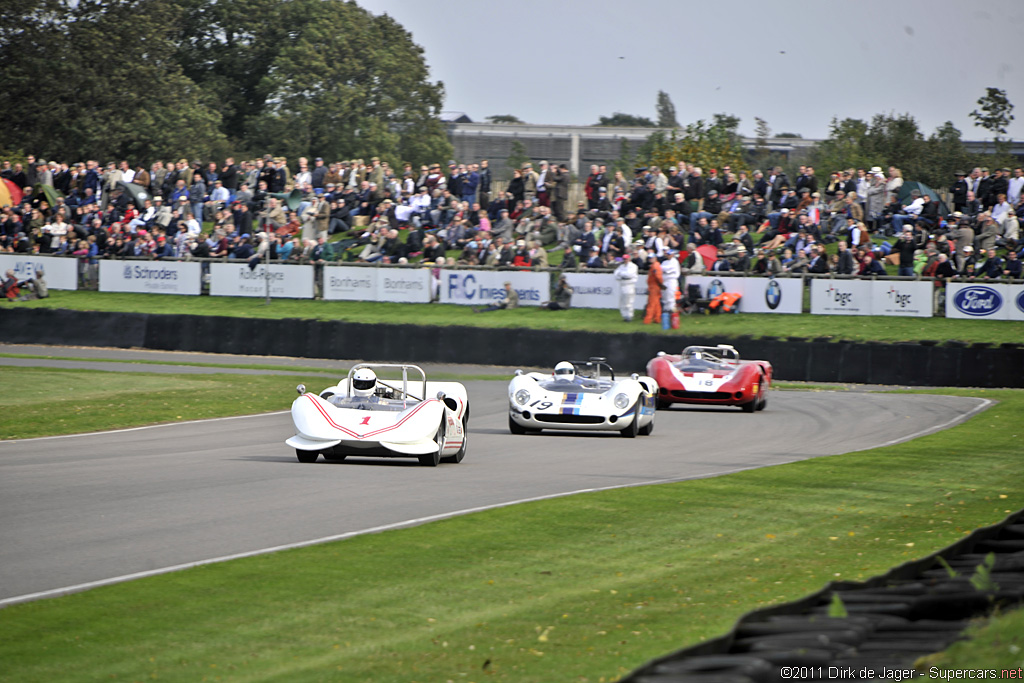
<box><xmin>897</xmin><ymin>181</ymin><xmax>949</xmax><ymax>217</ymax></box>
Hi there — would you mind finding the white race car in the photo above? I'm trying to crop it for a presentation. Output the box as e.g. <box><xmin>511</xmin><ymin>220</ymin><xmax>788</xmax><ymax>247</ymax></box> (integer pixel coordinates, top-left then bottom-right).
<box><xmin>286</xmin><ymin>364</ymin><xmax>469</xmax><ymax>466</ymax></box>
<box><xmin>507</xmin><ymin>359</ymin><xmax>658</xmax><ymax>437</ymax></box>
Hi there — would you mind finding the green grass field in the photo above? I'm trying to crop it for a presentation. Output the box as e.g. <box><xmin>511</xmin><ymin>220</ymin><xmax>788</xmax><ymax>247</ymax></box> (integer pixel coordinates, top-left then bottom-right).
<box><xmin>7</xmin><ymin>290</ymin><xmax>1024</xmax><ymax>344</ymax></box>
<box><xmin>0</xmin><ymin>364</ymin><xmax>1021</xmax><ymax>682</ymax></box>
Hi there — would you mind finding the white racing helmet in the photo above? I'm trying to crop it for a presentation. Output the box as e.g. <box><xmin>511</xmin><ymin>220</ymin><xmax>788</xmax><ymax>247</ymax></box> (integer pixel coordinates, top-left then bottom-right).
<box><xmin>553</xmin><ymin>361</ymin><xmax>575</xmax><ymax>382</ymax></box>
<box><xmin>351</xmin><ymin>368</ymin><xmax>377</xmax><ymax>397</ymax></box>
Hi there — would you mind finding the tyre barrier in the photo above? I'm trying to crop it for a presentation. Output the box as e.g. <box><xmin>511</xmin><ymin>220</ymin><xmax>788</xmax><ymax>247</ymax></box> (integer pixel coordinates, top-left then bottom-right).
<box><xmin>0</xmin><ymin>308</ymin><xmax>1022</xmax><ymax>388</ymax></box>
<box><xmin>621</xmin><ymin>510</ymin><xmax>1024</xmax><ymax>683</ymax></box>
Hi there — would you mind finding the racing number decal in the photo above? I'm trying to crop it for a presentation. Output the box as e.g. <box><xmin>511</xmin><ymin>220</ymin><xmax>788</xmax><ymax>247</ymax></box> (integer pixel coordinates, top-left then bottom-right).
<box><xmin>528</xmin><ymin>400</ymin><xmax>554</xmax><ymax>410</ymax></box>
<box><xmin>359</xmin><ymin>416</ymin><xmax>371</xmax><ymax>426</ymax></box>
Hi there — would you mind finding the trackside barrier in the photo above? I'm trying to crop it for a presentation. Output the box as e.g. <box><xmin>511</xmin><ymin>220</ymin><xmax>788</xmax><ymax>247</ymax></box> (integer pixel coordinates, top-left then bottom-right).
<box><xmin>0</xmin><ymin>254</ymin><xmax>78</xmax><ymax>290</ymax></box>
<box><xmin>1</xmin><ymin>309</ymin><xmax>1022</xmax><ymax>388</ymax></box>
<box><xmin>620</xmin><ymin>508</ymin><xmax>1024</xmax><ymax>682</ymax></box>
<box><xmin>8</xmin><ymin>255</ymin><xmax>1024</xmax><ymax>319</ymax></box>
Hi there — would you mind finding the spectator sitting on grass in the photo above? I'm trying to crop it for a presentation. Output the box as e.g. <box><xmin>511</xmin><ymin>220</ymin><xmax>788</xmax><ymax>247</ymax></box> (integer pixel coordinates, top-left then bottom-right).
<box><xmin>541</xmin><ymin>275</ymin><xmax>573</xmax><ymax>310</ymax></box>
<box><xmin>474</xmin><ymin>281</ymin><xmax>519</xmax><ymax>313</ymax></box>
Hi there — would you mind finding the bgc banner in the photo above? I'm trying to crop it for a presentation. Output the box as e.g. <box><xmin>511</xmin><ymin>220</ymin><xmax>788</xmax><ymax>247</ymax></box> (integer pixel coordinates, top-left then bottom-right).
<box><xmin>322</xmin><ymin>266</ymin><xmax>432</xmax><ymax>303</ymax></box>
<box><xmin>209</xmin><ymin>262</ymin><xmax>314</xmax><ymax>298</ymax></box>
<box><xmin>99</xmin><ymin>260</ymin><xmax>201</xmax><ymax>295</ymax></box>
<box><xmin>439</xmin><ymin>269</ymin><xmax>548</xmax><ymax>306</ymax></box>
<box><xmin>946</xmin><ymin>283</ymin><xmax>1024</xmax><ymax>320</ymax></box>
<box><xmin>810</xmin><ymin>279</ymin><xmax>933</xmax><ymax>317</ymax></box>
<box><xmin>0</xmin><ymin>254</ymin><xmax>78</xmax><ymax>290</ymax></box>
<box><xmin>686</xmin><ymin>275</ymin><xmax>803</xmax><ymax>314</ymax></box>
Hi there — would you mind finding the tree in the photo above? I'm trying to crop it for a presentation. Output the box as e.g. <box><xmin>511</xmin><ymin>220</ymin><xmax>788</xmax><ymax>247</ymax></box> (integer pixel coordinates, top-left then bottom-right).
<box><xmin>506</xmin><ymin>140</ymin><xmax>529</xmax><ymax>178</ymax></box>
<box><xmin>656</xmin><ymin>91</ymin><xmax>678</xmax><ymax>128</ymax></box>
<box><xmin>638</xmin><ymin>120</ymin><xmax>744</xmax><ymax>176</ymax></box>
<box><xmin>753</xmin><ymin>117</ymin><xmax>771</xmax><ymax>153</ymax></box>
<box><xmin>596</xmin><ymin>113</ymin><xmax>656</xmax><ymax>128</ymax></box>
<box><xmin>920</xmin><ymin>121</ymin><xmax>971</xmax><ymax>188</ymax></box>
<box><xmin>0</xmin><ymin>0</ymin><xmax>226</xmax><ymax>162</ymax></box>
<box><xmin>775</xmin><ymin>132</ymin><xmax>803</xmax><ymax>139</ymax></box>
<box><xmin>486</xmin><ymin>115</ymin><xmax>524</xmax><ymax>124</ymax></box>
<box><xmin>970</xmin><ymin>87</ymin><xmax>1015</xmax><ymax>152</ymax></box>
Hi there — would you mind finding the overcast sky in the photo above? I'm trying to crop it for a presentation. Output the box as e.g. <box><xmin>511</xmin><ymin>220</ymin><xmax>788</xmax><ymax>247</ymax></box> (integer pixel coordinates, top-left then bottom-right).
<box><xmin>357</xmin><ymin>0</ymin><xmax>1023</xmax><ymax>142</ymax></box>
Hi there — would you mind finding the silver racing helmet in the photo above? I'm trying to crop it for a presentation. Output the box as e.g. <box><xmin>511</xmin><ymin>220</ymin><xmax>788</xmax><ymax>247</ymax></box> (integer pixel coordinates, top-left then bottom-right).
<box><xmin>553</xmin><ymin>361</ymin><xmax>575</xmax><ymax>382</ymax></box>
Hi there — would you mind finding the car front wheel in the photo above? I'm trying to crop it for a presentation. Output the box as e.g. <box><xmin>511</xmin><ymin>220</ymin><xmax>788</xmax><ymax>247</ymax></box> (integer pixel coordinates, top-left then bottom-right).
<box><xmin>295</xmin><ymin>449</ymin><xmax>318</xmax><ymax>463</ymax></box>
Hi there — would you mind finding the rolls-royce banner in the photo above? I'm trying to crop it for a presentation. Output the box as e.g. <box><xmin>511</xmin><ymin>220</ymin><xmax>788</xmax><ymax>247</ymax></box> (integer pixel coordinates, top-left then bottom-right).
<box><xmin>0</xmin><ymin>254</ymin><xmax>78</xmax><ymax>291</ymax></box>
<box><xmin>438</xmin><ymin>269</ymin><xmax>548</xmax><ymax>306</ymax></box>
<box><xmin>945</xmin><ymin>282</ymin><xmax>1016</xmax><ymax>320</ymax></box>
<box><xmin>209</xmin><ymin>262</ymin><xmax>314</xmax><ymax>298</ymax></box>
<box><xmin>322</xmin><ymin>266</ymin><xmax>431</xmax><ymax>303</ymax></box>
<box><xmin>686</xmin><ymin>275</ymin><xmax>803</xmax><ymax>314</ymax></box>
<box><xmin>99</xmin><ymin>260</ymin><xmax>201</xmax><ymax>295</ymax></box>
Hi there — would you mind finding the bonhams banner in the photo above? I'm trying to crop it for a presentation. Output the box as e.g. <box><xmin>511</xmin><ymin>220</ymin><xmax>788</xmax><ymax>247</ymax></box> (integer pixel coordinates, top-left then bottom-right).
<box><xmin>322</xmin><ymin>266</ymin><xmax>432</xmax><ymax>303</ymax></box>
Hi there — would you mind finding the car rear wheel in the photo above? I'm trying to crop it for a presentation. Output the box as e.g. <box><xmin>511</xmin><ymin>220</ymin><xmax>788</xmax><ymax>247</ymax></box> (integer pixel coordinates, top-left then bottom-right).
<box><xmin>442</xmin><ymin>406</ymin><xmax>469</xmax><ymax>464</ymax></box>
<box><xmin>295</xmin><ymin>449</ymin><xmax>318</xmax><ymax>463</ymax></box>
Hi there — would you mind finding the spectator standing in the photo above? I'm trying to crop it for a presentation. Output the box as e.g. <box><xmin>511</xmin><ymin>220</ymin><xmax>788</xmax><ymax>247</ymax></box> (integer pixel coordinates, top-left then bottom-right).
<box><xmin>614</xmin><ymin>249</ymin><xmax>639</xmax><ymax>322</ymax></box>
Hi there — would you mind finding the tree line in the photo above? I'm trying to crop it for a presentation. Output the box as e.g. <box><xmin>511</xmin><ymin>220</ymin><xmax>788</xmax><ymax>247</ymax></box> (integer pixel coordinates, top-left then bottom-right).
<box><xmin>0</xmin><ymin>0</ymin><xmax>453</xmax><ymax>169</ymax></box>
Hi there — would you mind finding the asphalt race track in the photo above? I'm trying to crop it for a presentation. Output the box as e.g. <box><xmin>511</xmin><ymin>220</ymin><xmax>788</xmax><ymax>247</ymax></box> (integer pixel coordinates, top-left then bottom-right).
<box><xmin>0</xmin><ymin>357</ymin><xmax>989</xmax><ymax>606</ymax></box>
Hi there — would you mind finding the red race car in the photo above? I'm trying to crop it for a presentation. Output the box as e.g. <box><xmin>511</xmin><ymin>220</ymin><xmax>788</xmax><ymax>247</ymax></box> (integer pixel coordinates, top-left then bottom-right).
<box><xmin>646</xmin><ymin>345</ymin><xmax>772</xmax><ymax>413</ymax></box>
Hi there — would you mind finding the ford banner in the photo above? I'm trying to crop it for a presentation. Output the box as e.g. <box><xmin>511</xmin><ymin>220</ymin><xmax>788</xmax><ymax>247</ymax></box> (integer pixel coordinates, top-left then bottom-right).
<box><xmin>945</xmin><ymin>283</ymin><xmax>1010</xmax><ymax>320</ymax></box>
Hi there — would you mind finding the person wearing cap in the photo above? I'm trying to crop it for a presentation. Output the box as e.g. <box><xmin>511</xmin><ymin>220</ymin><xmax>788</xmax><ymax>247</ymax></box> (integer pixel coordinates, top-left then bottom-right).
<box><xmin>950</xmin><ymin>170</ymin><xmax>969</xmax><ymax>212</ymax></box>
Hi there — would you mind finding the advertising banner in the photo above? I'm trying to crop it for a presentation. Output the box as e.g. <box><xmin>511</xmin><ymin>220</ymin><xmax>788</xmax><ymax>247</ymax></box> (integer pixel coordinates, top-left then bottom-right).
<box><xmin>809</xmin><ymin>279</ymin><xmax>873</xmax><ymax>316</ymax></box>
<box><xmin>439</xmin><ymin>269</ymin><xmax>548</xmax><ymax>306</ymax></box>
<box><xmin>209</xmin><ymin>262</ymin><xmax>314</xmax><ymax>298</ymax></box>
<box><xmin>1007</xmin><ymin>285</ymin><xmax>1024</xmax><ymax>322</ymax></box>
<box><xmin>945</xmin><ymin>282</ymin><xmax>1011</xmax><ymax>320</ymax></box>
<box><xmin>870</xmin><ymin>280</ymin><xmax>933</xmax><ymax>317</ymax></box>
<box><xmin>0</xmin><ymin>254</ymin><xmax>78</xmax><ymax>291</ymax></box>
<box><xmin>99</xmin><ymin>260</ymin><xmax>201</xmax><ymax>295</ymax></box>
<box><xmin>561</xmin><ymin>272</ymin><xmax>618</xmax><ymax>309</ymax></box>
<box><xmin>322</xmin><ymin>266</ymin><xmax>376</xmax><ymax>301</ymax></box>
<box><xmin>375</xmin><ymin>268</ymin><xmax>432</xmax><ymax>304</ymax></box>
<box><xmin>686</xmin><ymin>275</ymin><xmax>803</xmax><ymax>314</ymax></box>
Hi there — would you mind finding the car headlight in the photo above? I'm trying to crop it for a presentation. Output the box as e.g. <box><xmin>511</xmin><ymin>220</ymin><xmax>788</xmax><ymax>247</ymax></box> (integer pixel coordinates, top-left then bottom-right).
<box><xmin>614</xmin><ymin>393</ymin><xmax>630</xmax><ymax>410</ymax></box>
<box><xmin>514</xmin><ymin>389</ymin><xmax>531</xmax><ymax>406</ymax></box>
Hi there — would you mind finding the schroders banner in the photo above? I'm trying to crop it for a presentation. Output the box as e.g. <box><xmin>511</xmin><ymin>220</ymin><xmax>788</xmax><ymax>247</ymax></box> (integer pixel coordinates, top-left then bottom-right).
<box><xmin>946</xmin><ymin>283</ymin><xmax>1024</xmax><ymax>320</ymax></box>
<box><xmin>322</xmin><ymin>266</ymin><xmax>432</xmax><ymax>303</ymax></box>
<box><xmin>209</xmin><ymin>262</ymin><xmax>314</xmax><ymax>298</ymax></box>
<box><xmin>99</xmin><ymin>260</ymin><xmax>201</xmax><ymax>295</ymax></box>
<box><xmin>686</xmin><ymin>275</ymin><xmax>803</xmax><ymax>314</ymax></box>
<box><xmin>0</xmin><ymin>254</ymin><xmax>78</xmax><ymax>290</ymax></box>
<box><xmin>439</xmin><ymin>269</ymin><xmax>548</xmax><ymax>306</ymax></box>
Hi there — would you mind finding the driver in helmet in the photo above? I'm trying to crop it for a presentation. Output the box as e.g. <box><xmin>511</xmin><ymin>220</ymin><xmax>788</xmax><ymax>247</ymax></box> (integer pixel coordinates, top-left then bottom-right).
<box><xmin>351</xmin><ymin>368</ymin><xmax>379</xmax><ymax>400</ymax></box>
<box><xmin>552</xmin><ymin>361</ymin><xmax>576</xmax><ymax>383</ymax></box>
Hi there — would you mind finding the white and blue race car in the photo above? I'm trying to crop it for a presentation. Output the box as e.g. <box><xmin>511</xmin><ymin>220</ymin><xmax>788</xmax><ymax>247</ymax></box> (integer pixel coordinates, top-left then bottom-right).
<box><xmin>507</xmin><ymin>358</ymin><xmax>657</xmax><ymax>437</ymax></box>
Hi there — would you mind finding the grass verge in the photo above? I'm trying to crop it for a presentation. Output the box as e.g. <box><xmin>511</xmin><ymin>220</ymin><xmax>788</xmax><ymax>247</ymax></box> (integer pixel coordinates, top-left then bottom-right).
<box><xmin>7</xmin><ymin>290</ymin><xmax>1024</xmax><ymax>344</ymax></box>
<box><xmin>0</xmin><ymin>370</ymin><xmax>1020</xmax><ymax>681</ymax></box>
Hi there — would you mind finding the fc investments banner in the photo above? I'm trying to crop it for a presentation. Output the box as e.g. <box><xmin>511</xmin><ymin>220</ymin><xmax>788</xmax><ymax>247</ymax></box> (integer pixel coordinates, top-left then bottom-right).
<box><xmin>0</xmin><ymin>254</ymin><xmax>78</xmax><ymax>290</ymax></box>
<box><xmin>99</xmin><ymin>260</ymin><xmax>201</xmax><ymax>295</ymax></box>
<box><xmin>209</xmin><ymin>262</ymin><xmax>314</xmax><ymax>298</ymax></box>
<box><xmin>439</xmin><ymin>269</ymin><xmax>548</xmax><ymax>306</ymax></box>
<box><xmin>686</xmin><ymin>275</ymin><xmax>803</xmax><ymax>314</ymax></box>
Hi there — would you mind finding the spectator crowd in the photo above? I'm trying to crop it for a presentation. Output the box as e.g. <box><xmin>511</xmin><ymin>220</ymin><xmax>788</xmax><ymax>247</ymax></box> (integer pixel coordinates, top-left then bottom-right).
<box><xmin>2</xmin><ymin>152</ymin><xmax>1022</xmax><ymax>288</ymax></box>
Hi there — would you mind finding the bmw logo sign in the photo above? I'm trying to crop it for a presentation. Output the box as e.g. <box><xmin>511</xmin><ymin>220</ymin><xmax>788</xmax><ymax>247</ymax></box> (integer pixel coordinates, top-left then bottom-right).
<box><xmin>708</xmin><ymin>278</ymin><xmax>725</xmax><ymax>298</ymax></box>
<box><xmin>952</xmin><ymin>286</ymin><xmax>1002</xmax><ymax>317</ymax></box>
<box><xmin>1017</xmin><ymin>289</ymin><xmax>1024</xmax><ymax>314</ymax></box>
<box><xmin>765</xmin><ymin>278</ymin><xmax>782</xmax><ymax>310</ymax></box>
